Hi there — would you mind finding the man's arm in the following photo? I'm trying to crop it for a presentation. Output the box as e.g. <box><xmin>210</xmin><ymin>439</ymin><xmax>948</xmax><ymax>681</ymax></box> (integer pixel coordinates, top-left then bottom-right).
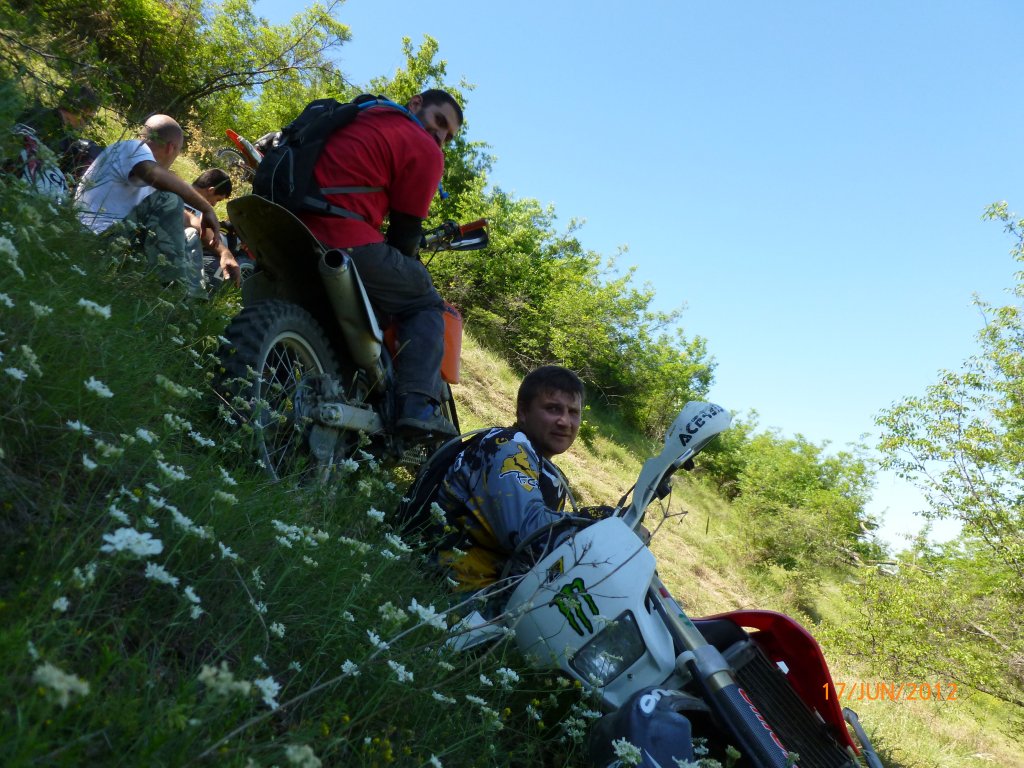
<box><xmin>131</xmin><ymin>160</ymin><xmax>221</xmax><ymax>240</ymax></box>
<box><xmin>385</xmin><ymin>209</ymin><xmax>424</xmax><ymax>257</ymax></box>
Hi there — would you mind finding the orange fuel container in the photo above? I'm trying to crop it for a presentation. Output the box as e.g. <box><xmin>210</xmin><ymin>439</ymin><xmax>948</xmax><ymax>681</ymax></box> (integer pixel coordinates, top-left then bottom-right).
<box><xmin>383</xmin><ymin>302</ymin><xmax>463</xmax><ymax>384</ymax></box>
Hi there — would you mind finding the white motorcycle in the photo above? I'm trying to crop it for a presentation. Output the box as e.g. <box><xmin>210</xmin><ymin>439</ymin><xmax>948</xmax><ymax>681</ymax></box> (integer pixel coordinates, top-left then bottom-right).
<box><xmin>453</xmin><ymin>402</ymin><xmax>884</xmax><ymax>768</ymax></box>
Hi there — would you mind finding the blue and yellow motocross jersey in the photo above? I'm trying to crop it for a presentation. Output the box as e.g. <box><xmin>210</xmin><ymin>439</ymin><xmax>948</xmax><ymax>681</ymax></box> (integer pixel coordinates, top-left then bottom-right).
<box><xmin>434</xmin><ymin>426</ymin><xmax>577</xmax><ymax>591</ymax></box>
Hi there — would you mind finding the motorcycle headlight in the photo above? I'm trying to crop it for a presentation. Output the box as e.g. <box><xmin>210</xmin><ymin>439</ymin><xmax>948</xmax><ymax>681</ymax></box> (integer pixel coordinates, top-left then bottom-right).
<box><xmin>570</xmin><ymin>611</ymin><xmax>646</xmax><ymax>686</ymax></box>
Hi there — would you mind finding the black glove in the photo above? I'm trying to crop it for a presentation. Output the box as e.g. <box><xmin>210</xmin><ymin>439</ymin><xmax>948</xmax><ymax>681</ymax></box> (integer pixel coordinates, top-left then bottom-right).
<box><xmin>577</xmin><ymin>505</ymin><xmax>617</xmax><ymax>521</ymax></box>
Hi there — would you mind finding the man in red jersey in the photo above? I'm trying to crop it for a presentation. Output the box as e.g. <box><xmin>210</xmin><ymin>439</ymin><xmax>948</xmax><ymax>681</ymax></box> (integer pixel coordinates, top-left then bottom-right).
<box><xmin>300</xmin><ymin>89</ymin><xmax>463</xmax><ymax>437</ymax></box>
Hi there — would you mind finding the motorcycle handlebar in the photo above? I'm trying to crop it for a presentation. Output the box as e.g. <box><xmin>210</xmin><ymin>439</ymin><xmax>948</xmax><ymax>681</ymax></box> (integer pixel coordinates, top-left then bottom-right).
<box><xmin>421</xmin><ymin>219</ymin><xmax>489</xmax><ymax>249</ymax></box>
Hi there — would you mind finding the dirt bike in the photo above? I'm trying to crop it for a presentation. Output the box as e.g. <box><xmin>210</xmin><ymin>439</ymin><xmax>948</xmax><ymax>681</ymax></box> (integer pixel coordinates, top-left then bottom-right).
<box><xmin>450</xmin><ymin>402</ymin><xmax>884</xmax><ymax>768</ymax></box>
<box><xmin>214</xmin><ymin>129</ymin><xmax>262</xmax><ymax>182</ymax></box>
<box><xmin>214</xmin><ymin>192</ymin><xmax>487</xmax><ymax>480</ymax></box>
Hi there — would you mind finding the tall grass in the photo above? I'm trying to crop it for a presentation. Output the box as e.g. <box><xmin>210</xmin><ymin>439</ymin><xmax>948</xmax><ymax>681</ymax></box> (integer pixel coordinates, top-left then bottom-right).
<box><xmin>0</xmin><ymin>177</ymin><xmax>599</xmax><ymax>766</ymax></box>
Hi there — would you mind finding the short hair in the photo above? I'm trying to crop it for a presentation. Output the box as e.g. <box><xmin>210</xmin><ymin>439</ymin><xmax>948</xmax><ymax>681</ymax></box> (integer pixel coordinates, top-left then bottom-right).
<box><xmin>193</xmin><ymin>168</ymin><xmax>232</xmax><ymax>197</ymax></box>
<box><xmin>418</xmin><ymin>89</ymin><xmax>463</xmax><ymax>127</ymax></box>
<box><xmin>516</xmin><ymin>366</ymin><xmax>585</xmax><ymax>413</ymax></box>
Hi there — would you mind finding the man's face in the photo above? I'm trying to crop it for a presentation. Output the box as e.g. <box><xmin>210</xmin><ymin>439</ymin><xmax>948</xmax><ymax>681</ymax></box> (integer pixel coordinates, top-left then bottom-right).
<box><xmin>516</xmin><ymin>389</ymin><xmax>582</xmax><ymax>459</ymax></box>
<box><xmin>411</xmin><ymin>97</ymin><xmax>461</xmax><ymax>148</ymax></box>
<box><xmin>151</xmin><ymin>138</ymin><xmax>181</xmax><ymax>169</ymax></box>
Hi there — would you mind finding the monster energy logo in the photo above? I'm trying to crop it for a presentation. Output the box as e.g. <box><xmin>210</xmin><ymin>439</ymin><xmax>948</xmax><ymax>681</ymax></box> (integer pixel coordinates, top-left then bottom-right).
<box><xmin>552</xmin><ymin>577</ymin><xmax>599</xmax><ymax>636</ymax></box>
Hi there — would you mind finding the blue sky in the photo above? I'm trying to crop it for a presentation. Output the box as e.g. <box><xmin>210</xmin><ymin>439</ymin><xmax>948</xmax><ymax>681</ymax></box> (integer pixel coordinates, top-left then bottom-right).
<box><xmin>257</xmin><ymin>0</ymin><xmax>1024</xmax><ymax>548</ymax></box>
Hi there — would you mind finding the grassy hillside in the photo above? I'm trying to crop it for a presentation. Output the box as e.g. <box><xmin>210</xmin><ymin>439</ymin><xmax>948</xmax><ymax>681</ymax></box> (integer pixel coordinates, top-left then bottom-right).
<box><xmin>0</xmin><ymin>172</ymin><xmax>1021</xmax><ymax>767</ymax></box>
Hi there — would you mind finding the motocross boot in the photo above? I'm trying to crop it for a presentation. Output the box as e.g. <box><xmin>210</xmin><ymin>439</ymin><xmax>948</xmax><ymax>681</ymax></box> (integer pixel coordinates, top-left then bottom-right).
<box><xmin>396</xmin><ymin>394</ymin><xmax>458</xmax><ymax>438</ymax></box>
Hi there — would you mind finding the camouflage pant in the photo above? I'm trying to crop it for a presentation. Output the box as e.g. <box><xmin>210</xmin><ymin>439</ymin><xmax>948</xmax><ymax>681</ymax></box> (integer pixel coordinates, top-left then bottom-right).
<box><xmin>111</xmin><ymin>190</ymin><xmax>204</xmax><ymax>297</ymax></box>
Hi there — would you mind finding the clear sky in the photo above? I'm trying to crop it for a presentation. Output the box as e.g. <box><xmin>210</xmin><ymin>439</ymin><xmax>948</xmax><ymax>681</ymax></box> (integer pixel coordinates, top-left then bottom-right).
<box><xmin>256</xmin><ymin>0</ymin><xmax>1024</xmax><ymax>548</ymax></box>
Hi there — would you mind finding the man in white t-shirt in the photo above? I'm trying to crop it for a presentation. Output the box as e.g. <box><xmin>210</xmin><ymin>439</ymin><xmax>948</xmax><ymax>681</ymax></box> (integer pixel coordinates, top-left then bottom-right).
<box><xmin>75</xmin><ymin>114</ymin><xmax>224</xmax><ymax>295</ymax></box>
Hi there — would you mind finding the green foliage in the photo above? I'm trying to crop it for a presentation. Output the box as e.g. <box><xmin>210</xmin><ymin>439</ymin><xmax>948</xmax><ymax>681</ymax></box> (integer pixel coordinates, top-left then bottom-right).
<box><xmin>0</xmin><ymin>174</ymin><xmax>594</xmax><ymax>766</ymax></box>
<box><xmin>867</xmin><ymin>202</ymin><xmax>1024</xmax><ymax>716</ymax></box>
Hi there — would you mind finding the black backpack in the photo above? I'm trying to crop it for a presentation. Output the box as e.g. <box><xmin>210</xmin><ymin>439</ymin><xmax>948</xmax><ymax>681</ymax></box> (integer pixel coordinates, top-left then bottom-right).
<box><xmin>251</xmin><ymin>94</ymin><xmax>417</xmax><ymax>221</ymax></box>
<box><xmin>393</xmin><ymin>430</ymin><xmax>487</xmax><ymax>538</ymax></box>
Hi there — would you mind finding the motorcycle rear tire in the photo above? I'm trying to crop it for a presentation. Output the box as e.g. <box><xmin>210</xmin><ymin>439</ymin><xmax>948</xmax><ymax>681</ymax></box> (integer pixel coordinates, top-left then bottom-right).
<box><xmin>217</xmin><ymin>300</ymin><xmax>340</xmax><ymax>480</ymax></box>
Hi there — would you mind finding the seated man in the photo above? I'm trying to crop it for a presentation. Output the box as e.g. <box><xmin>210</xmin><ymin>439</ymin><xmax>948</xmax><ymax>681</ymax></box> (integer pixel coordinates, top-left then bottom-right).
<box><xmin>75</xmin><ymin>114</ymin><xmax>222</xmax><ymax>297</ymax></box>
<box><xmin>298</xmin><ymin>89</ymin><xmax>464</xmax><ymax>438</ymax></box>
<box><xmin>183</xmin><ymin>168</ymin><xmax>239</xmax><ymax>289</ymax></box>
<box><xmin>15</xmin><ymin>83</ymin><xmax>102</xmax><ymax>184</ymax></box>
<box><xmin>428</xmin><ymin>365</ymin><xmax>586</xmax><ymax>596</ymax></box>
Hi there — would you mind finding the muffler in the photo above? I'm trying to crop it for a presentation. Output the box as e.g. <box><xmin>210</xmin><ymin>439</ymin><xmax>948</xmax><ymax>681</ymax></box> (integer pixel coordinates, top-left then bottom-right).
<box><xmin>319</xmin><ymin>249</ymin><xmax>386</xmax><ymax>385</ymax></box>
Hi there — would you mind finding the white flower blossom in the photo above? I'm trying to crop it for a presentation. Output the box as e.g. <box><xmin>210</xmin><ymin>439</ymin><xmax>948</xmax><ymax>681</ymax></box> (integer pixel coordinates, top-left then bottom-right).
<box><xmin>33</xmin><ymin>662</ymin><xmax>90</xmax><ymax>707</ymax></box>
<box><xmin>378</xmin><ymin>602</ymin><xmax>407</xmax><ymax>625</ymax></box>
<box><xmin>270</xmin><ymin>622</ymin><xmax>286</xmax><ymax>638</ymax></box>
<box><xmin>156</xmin><ymin>459</ymin><xmax>188</xmax><ymax>482</ymax></box>
<box><xmin>77</xmin><ymin>298</ymin><xmax>111</xmax><ymax>319</ymax></box>
<box><xmin>253</xmin><ymin>655</ymin><xmax>269</xmax><ymax>670</ymax></box>
<box><xmin>52</xmin><ymin>596</ymin><xmax>70</xmax><ymax>612</ymax></box>
<box><xmin>29</xmin><ymin>301</ymin><xmax>53</xmax><ymax>317</ymax></box>
<box><xmin>214</xmin><ymin>490</ymin><xmax>238</xmax><ymax>505</ymax></box>
<box><xmin>431</xmin><ymin>691</ymin><xmax>456</xmax><ymax>704</ymax></box>
<box><xmin>366</xmin><ymin>507</ymin><xmax>385</xmax><ymax>523</ymax></box>
<box><xmin>340</xmin><ymin>611</ymin><xmax>355</xmax><ymax>622</ymax></box>
<box><xmin>366</xmin><ymin>630</ymin><xmax>388</xmax><ymax>650</ymax></box>
<box><xmin>70</xmin><ymin>264</ymin><xmax>87</xmax><ymax>276</ymax></box>
<box><xmin>479</xmin><ymin>674</ymin><xmax>494</xmax><ymax>687</ymax></box>
<box><xmin>82</xmin><ymin>454</ymin><xmax>98</xmax><ymax>471</ymax></box>
<box><xmin>107</xmin><ymin>503</ymin><xmax>130</xmax><ymax>524</ymax></box>
<box><xmin>387</xmin><ymin>660</ymin><xmax>414</xmax><ymax>683</ymax></box>
<box><xmin>612</xmin><ymin>738</ymin><xmax>643</xmax><ymax>766</ymax></box>
<box><xmin>341</xmin><ymin>659</ymin><xmax>360</xmax><ymax>677</ymax></box>
<box><xmin>190</xmin><ymin>605</ymin><xmax>204</xmax><ymax>620</ymax></box>
<box><xmin>84</xmin><ymin>376</ymin><xmax>114</xmax><ymax>398</ymax></box>
<box><xmin>429</xmin><ymin>757</ymin><xmax>443</xmax><ymax>768</ymax></box>
<box><xmin>5</xmin><ymin>367</ymin><xmax>27</xmax><ymax>381</ymax></box>
<box><xmin>217</xmin><ymin>466</ymin><xmax>238</xmax><ymax>486</ymax></box>
<box><xmin>189</xmin><ymin>430</ymin><xmax>215</xmax><ymax>448</ymax></box>
<box><xmin>135</xmin><ymin>428</ymin><xmax>157</xmax><ymax>444</ymax></box>
<box><xmin>144</xmin><ymin>562</ymin><xmax>180</xmax><ymax>587</ymax></box>
<box><xmin>19</xmin><ymin>345</ymin><xmax>41</xmax><ymax>375</ymax></box>
<box><xmin>198</xmin><ymin>662</ymin><xmax>251</xmax><ymax>698</ymax></box>
<box><xmin>184</xmin><ymin>586</ymin><xmax>201</xmax><ymax>604</ymax></box>
<box><xmin>100</xmin><ymin>527</ymin><xmax>163</xmax><ymax>558</ymax></box>
<box><xmin>284</xmin><ymin>744</ymin><xmax>321</xmax><ymax>768</ymax></box>
<box><xmin>253</xmin><ymin>676</ymin><xmax>280</xmax><ymax>710</ymax></box>
<box><xmin>495</xmin><ymin>667</ymin><xmax>520</xmax><ymax>688</ymax></box>
<box><xmin>408</xmin><ymin>598</ymin><xmax>447</xmax><ymax>630</ymax></box>
<box><xmin>384</xmin><ymin>532</ymin><xmax>412</xmax><ymax>553</ymax></box>
<box><xmin>0</xmin><ymin>292</ymin><xmax>13</xmax><ymax>307</ymax></box>
<box><xmin>218</xmin><ymin>542</ymin><xmax>239</xmax><ymax>561</ymax></box>
<box><xmin>66</xmin><ymin>420</ymin><xmax>92</xmax><ymax>435</ymax></box>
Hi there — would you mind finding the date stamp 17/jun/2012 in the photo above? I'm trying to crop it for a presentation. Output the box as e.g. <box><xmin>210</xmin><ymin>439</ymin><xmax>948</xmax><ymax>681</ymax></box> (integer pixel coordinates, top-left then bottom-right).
<box><xmin>824</xmin><ymin>681</ymin><xmax>958</xmax><ymax>702</ymax></box>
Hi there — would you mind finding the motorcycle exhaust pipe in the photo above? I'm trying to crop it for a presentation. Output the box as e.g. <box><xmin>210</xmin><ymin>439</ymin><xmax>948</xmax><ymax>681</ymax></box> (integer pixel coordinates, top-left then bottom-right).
<box><xmin>319</xmin><ymin>249</ymin><xmax>385</xmax><ymax>383</ymax></box>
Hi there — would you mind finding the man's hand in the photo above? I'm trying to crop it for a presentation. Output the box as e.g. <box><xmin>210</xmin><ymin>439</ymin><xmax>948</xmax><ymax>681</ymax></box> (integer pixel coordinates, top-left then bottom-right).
<box><xmin>216</xmin><ymin>243</ymin><xmax>241</xmax><ymax>287</ymax></box>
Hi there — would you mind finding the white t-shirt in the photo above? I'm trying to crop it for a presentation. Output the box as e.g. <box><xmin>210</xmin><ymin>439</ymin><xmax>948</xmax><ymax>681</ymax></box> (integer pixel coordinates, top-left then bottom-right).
<box><xmin>74</xmin><ymin>140</ymin><xmax>156</xmax><ymax>233</ymax></box>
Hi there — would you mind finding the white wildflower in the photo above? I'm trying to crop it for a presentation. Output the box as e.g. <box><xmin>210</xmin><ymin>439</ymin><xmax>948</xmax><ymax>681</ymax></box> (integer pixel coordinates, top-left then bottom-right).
<box><xmin>340</xmin><ymin>610</ymin><xmax>355</xmax><ymax>622</ymax></box>
<box><xmin>156</xmin><ymin>459</ymin><xmax>188</xmax><ymax>482</ymax></box>
<box><xmin>82</xmin><ymin>454</ymin><xmax>98</xmax><ymax>471</ymax></box>
<box><xmin>479</xmin><ymin>674</ymin><xmax>494</xmax><ymax>687</ymax></box>
<box><xmin>198</xmin><ymin>662</ymin><xmax>251</xmax><ymax>698</ymax></box>
<box><xmin>27</xmin><ymin>640</ymin><xmax>39</xmax><ymax>660</ymax></box>
<box><xmin>612</xmin><ymin>738</ymin><xmax>643</xmax><ymax>766</ymax></box>
<box><xmin>5</xmin><ymin>367</ymin><xmax>27</xmax><ymax>381</ymax></box>
<box><xmin>495</xmin><ymin>667</ymin><xmax>520</xmax><ymax>688</ymax></box>
<box><xmin>29</xmin><ymin>301</ymin><xmax>53</xmax><ymax>317</ymax></box>
<box><xmin>253</xmin><ymin>655</ymin><xmax>269</xmax><ymax>670</ymax></box>
<box><xmin>288</xmin><ymin>660</ymin><xmax>302</xmax><ymax>672</ymax></box>
<box><xmin>437</xmin><ymin>660</ymin><xmax>455</xmax><ymax>672</ymax></box>
<box><xmin>33</xmin><ymin>662</ymin><xmax>90</xmax><ymax>707</ymax></box>
<box><xmin>269</xmin><ymin>622</ymin><xmax>286</xmax><ymax>639</ymax></box>
<box><xmin>302</xmin><ymin>556</ymin><xmax>318</xmax><ymax>567</ymax></box>
<box><xmin>384</xmin><ymin>532</ymin><xmax>412</xmax><ymax>553</ymax></box>
<box><xmin>379</xmin><ymin>549</ymin><xmax>398</xmax><ymax>561</ymax></box>
<box><xmin>387</xmin><ymin>660</ymin><xmax>413</xmax><ymax>683</ymax></box>
<box><xmin>107</xmin><ymin>501</ymin><xmax>130</xmax><ymax>528</ymax></box>
<box><xmin>252</xmin><ymin>600</ymin><xmax>268</xmax><ymax>615</ymax></box>
<box><xmin>341</xmin><ymin>660</ymin><xmax>360</xmax><ymax>677</ymax></box>
<box><xmin>184</xmin><ymin>586</ymin><xmax>201</xmax><ymax>604</ymax></box>
<box><xmin>217</xmin><ymin>466</ymin><xmax>238</xmax><ymax>486</ymax></box>
<box><xmin>94</xmin><ymin>439</ymin><xmax>124</xmax><ymax>459</ymax></box>
<box><xmin>100</xmin><ymin>527</ymin><xmax>163</xmax><ymax>558</ymax></box>
<box><xmin>70</xmin><ymin>264</ymin><xmax>87</xmax><ymax>276</ymax></box>
<box><xmin>214</xmin><ymin>490</ymin><xmax>238</xmax><ymax>505</ymax></box>
<box><xmin>77</xmin><ymin>298</ymin><xmax>111</xmax><ymax>319</ymax></box>
<box><xmin>284</xmin><ymin>744</ymin><xmax>321</xmax><ymax>768</ymax></box>
<box><xmin>366</xmin><ymin>630</ymin><xmax>389</xmax><ymax>650</ymax></box>
<box><xmin>144</xmin><ymin>562</ymin><xmax>180</xmax><ymax>587</ymax></box>
<box><xmin>366</xmin><ymin>507</ymin><xmax>385</xmax><ymax>523</ymax></box>
<box><xmin>339</xmin><ymin>458</ymin><xmax>359</xmax><ymax>472</ymax></box>
<box><xmin>188</xmin><ymin>430</ymin><xmax>215</xmax><ymax>448</ymax></box>
<box><xmin>52</xmin><ymin>596</ymin><xmax>70</xmax><ymax>612</ymax></box>
<box><xmin>135</xmin><ymin>428</ymin><xmax>157</xmax><ymax>444</ymax></box>
<box><xmin>0</xmin><ymin>292</ymin><xmax>13</xmax><ymax>307</ymax></box>
<box><xmin>378</xmin><ymin>602</ymin><xmax>407</xmax><ymax>625</ymax></box>
<box><xmin>66</xmin><ymin>420</ymin><xmax>92</xmax><ymax>435</ymax></box>
<box><xmin>142</xmin><ymin>516</ymin><xmax>158</xmax><ymax>528</ymax></box>
<box><xmin>163</xmin><ymin>413</ymin><xmax>192</xmax><ymax>431</ymax></box>
<box><xmin>466</xmin><ymin>694</ymin><xmax>487</xmax><ymax>706</ymax></box>
<box><xmin>19</xmin><ymin>345</ymin><xmax>41</xmax><ymax>375</ymax></box>
<box><xmin>218</xmin><ymin>542</ymin><xmax>239</xmax><ymax>561</ymax></box>
<box><xmin>253</xmin><ymin>676</ymin><xmax>280</xmax><ymax>710</ymax></box>
<box><xmin>431</xmin><ymin>691</ymin><xmax>456</xmax><ymax>704</ymax></box>
<box><xmin>429</xmin><ymin>757</ymin><xmax>443</xmax><ymax>768</ymax></box>
<box><xmin>408</xmin><ymin>598</ymin><xmax>446</xmax><ymax>630</ymax></box>
<box><xmin>190</xmin><ymin>604</ymin><xmax>204</xmax><ymax>620</ymax></box>
<box><xmin>84</xmin><ymin>376</ymin><xmax>114</xmax><ymax>398</ymax></box>
<box><xmin>71</xmin><ymin>562</ymin><xmax>98</xmax><ymax>588</ymax></box>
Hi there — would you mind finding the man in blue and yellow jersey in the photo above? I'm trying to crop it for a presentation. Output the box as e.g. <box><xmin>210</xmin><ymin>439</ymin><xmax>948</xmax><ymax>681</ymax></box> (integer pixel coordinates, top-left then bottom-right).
<box><xmin>432</xmin><ymin>366</ymin><xmax>587</xmax><ymax>595</ymax></box>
